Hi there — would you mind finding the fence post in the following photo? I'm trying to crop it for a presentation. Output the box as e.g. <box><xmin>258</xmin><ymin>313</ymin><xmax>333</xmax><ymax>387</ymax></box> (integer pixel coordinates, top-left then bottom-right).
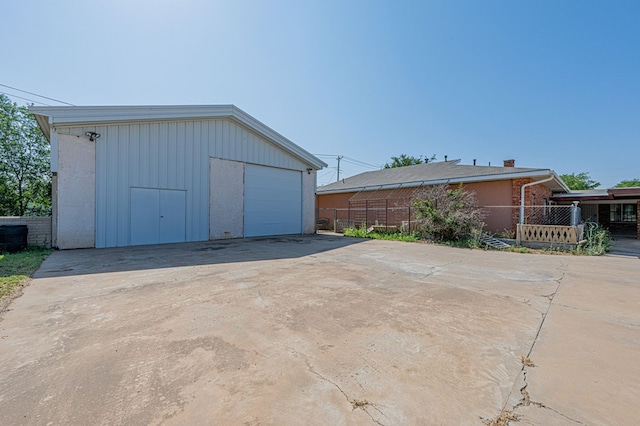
<box><xmin>365</xmin><ymin>200</ymin><xmax>368</xmax><ymax>228</ymax></box>
<box><xmin>385</xmin><ymin>199</ymin><xmax>388</xmax><ymax>231</ymax></box>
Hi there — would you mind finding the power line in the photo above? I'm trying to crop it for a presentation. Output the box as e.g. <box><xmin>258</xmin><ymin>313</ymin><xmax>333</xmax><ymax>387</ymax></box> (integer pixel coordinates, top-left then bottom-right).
<box><xmin>0</xmin><ymin>83</ymin><xmax>74</xmax><ymax>106</ymax></box>
<box><xmin>313</xmin><ymin>153</ymin><xmax>381</xmax><ymax>170</ymax></box>
<box><xmin>343</xmin><ymin>156</ymin><xmax>381</xmax><ymax>169</ymax></box>
<box><xmin>317</xmin><ymin>169</ymin><xmax>337</xmax><ymax>179</ymax></box>
<box><xmin>341</xmin><ymin>157</ymin><xmax>380</xmax><ymax>169</ymax></box>
<box><xmin>318</xmin><ymin>170</ymin><xmax>336</xmax><ymax>185</ymax></box>
<box><xmin>1</xmin><ymin>92</ymin><xmax>50</xmax><ymax>106</ymax></box>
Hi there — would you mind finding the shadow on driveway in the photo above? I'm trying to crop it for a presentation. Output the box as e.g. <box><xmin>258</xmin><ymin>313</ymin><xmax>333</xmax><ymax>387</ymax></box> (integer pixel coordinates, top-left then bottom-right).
<box><xmin>608</xmin><ymin>236</ymin><xmax>640</xmax><ymax>259</ymax></box>
<box><xmin>34</xmin><ymin>234</ymin><xmax>364</xmax><ymax>278</ymax></box>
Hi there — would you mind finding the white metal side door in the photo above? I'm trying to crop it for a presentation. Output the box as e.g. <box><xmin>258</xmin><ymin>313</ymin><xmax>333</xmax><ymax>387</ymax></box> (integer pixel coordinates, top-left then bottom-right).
<box><xmin>244</xmin><ymin>165</ymin><xmax>302</xmax><ymax>237</ymax></box>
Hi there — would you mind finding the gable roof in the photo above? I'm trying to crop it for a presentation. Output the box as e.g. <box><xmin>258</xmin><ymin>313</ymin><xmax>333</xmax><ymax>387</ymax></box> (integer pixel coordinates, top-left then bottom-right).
<box><xmin>29</xmin><ymin>104</ymin><xmax>327</xmax><ymax>170</ymax></box>
<box><xmin>317</xmin><ymin>159</ymin><xmax>570</xmax><ymax>193</ymax></box>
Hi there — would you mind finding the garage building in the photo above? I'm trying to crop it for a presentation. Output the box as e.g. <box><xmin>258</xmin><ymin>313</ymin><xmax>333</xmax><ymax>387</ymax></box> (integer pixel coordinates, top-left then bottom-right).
<box><xmin>31</xmin><ymin>105</ymin><xmax>326</xmax><ymax>249</ymax></box>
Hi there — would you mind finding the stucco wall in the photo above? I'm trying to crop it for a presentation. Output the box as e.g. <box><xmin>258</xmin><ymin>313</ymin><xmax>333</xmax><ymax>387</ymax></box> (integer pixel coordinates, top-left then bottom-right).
<box><xmin>209</xmin><ymin>158</ymin><xmax>244</xmax><ymax>239</ymax></box>
<box><xmin>0</xmin><ymin>217</ymin><xmax>52</xmax><ymax>248</ymax></box>
<box><xmin>56</xmin><ymin>133</ymin><xmax>95</xmax><ymax>249</ymax></box>
<box><xmin>302</xmin><ymin>171</ymin><xmax>317</xmax><ymax>234</ymax></box>
<box><xmin>316</xmin><ymin>179</ymin><xmax>542</xmax><ymax>234</ymax></box>
<box><xmin>464</xmin><ymin>181</ymin><xmax>513</xmax><ymax>233</ymax></box>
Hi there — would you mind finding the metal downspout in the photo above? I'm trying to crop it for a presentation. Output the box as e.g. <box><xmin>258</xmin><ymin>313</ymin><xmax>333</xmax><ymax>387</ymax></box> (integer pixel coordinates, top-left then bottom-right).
<box><xmin>520</xmin><ymin>175</ymin><xmax>555</xmax><ymax>224</ymax></box>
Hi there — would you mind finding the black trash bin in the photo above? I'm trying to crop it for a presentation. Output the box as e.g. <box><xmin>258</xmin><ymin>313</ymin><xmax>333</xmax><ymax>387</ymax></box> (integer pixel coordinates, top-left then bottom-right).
<box><xmin>0</xmin><ymin>225</ymin><xmax>28</xmax><ymax>253</ymax></box>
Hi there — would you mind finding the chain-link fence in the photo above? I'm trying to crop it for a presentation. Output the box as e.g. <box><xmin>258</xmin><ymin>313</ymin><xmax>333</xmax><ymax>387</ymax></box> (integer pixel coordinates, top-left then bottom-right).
<box><xmin>319</xmin><ymin>204</ymin><xmax>582</xmax><ymax>234</ymax></box>
<box><xmin>317</xmin><ymin>205</ymin><xmax>417</xmax><ymax>233</ymax></box>
<box><xmin>483</xmin><ymin>204</ymin><xmax>580</xmax><ymax>227</ymax></box>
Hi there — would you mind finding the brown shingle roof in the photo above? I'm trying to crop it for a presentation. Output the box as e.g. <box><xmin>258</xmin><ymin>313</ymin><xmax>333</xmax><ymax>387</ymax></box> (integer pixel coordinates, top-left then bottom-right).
<box><xmin>317</xmin><ymin>160</ymin><xmax>553</xmax><ymax>193</ymax></box>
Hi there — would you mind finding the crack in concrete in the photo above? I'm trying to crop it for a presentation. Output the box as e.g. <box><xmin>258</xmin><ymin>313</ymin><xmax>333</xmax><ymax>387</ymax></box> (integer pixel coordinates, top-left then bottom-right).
<box><xmin>540</xmin><ymin>291</ymin><xmax>556</xmax><ymax>301</ymax></box>
<box><xmin>286</xmin><ymin>346</ymin><xmax>387</xmax><ymax>425</ymax></box>
<box><xmin>513</xmin><ymin>370</ymin><xmax>586</xmax><ymax>425</ymax></box>
<box><xmin>488</xmin><ymin>263</ymin><xmax>589</xmax><ymax>425</ymax></box>
<box><xmin>520</xmin><ymin>298</ymin><xmax>546</xmax><ymax>316</ymax></box>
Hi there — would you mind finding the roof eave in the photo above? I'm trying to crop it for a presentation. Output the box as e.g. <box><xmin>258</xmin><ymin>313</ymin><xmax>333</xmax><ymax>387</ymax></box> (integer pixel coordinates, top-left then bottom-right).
<box><xmin>318</xmin><ymin>169</ymin><xmax>566</xmax><ymax>194</ymax></box>
<box><xmin>29</xmin><ymin>105</ymin><xmax>327</xmax><ymax>170</ymax></box>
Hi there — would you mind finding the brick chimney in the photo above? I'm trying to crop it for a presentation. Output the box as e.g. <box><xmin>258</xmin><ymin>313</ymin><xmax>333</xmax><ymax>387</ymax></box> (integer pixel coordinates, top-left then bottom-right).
<box><xmin>503</xmin><ymin>159</ymin><xmax>515</xmax><ymax>167</ymax></box>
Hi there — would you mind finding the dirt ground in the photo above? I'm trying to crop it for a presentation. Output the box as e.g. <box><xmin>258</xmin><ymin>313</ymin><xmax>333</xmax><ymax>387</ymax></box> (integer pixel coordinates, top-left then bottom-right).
<box><xmin>0</xmin><ymin>235</ymin><xmax>638</xmax><ymax>425</ymax></box>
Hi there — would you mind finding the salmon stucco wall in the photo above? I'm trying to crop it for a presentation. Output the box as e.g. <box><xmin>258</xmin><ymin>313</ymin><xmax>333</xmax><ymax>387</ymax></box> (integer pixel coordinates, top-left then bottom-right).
<box><xmin>462</xmin><ymin>181</ymin><xmax>513</xmax><ymax>234</ymax></box>
<box><xmin>317</xmin><ymin>179</ymin><xmax>555</xmax><ymax>234</ymax></box>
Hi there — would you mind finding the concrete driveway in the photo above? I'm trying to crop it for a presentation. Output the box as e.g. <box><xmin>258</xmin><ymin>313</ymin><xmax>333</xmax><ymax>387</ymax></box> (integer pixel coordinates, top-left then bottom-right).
<box><xmin>1</xmin><ymin>236</ymin><xmax>638</xmax><ymax>425</ymax></box>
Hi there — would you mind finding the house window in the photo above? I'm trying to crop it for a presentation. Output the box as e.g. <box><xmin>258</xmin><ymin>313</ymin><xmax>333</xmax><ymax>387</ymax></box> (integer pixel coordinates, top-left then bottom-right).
<box><xmin>610</xmin><ymin>204</ymin><xmax>637</xmax><ymax>222</ymax></box>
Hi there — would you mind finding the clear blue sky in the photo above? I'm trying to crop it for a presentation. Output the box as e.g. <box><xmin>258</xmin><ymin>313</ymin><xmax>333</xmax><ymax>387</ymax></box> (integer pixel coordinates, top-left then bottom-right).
<box><xmin>2</xmin><ymin>0</ymin><xmax>638</xmax><ymax>187</ymax></box>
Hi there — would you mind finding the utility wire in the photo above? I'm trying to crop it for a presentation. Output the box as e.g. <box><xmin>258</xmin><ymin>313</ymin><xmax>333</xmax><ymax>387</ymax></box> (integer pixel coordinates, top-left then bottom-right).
<box><xmin>1</xmin><ymin>92</ymin><xmax>50</xmax><ymax>106</ymax></box>
<box><xmin>0</xmin><ymin>83</ymin><xmax>74</xmax><ymax>106</ymax></box>
<box><xmin>314</xmin><ymin>153</ymin><xmax>381</xmax><ymax>169</ymax></box>
<box><xmin>343</xmin><ymin>156</ymin><xmax>381</xmax><ymax>169</ymax></box>
<box><xmin>342</xmin><ymin>157</ymin><xmax>380</xmax><ymax>169</ymax></box>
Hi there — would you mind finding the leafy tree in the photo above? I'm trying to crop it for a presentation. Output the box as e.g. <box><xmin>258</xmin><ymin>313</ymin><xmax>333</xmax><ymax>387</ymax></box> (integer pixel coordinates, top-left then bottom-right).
<box><xmin>614</xmin><ymin>179</ymin><xmax>640</xmax><ymax>188</ymax></box>
<box><xmin>559</xmin><ymin>172</ymin><xmax>600</xmax><ymax>190</ymax></box>
<box><xmin>0</xmin><ymin>94</ymin><xmax>51</xmax><ymax>216</ymax></box>
<box><xmin>384</xmin><ymin>154</ymin><xmax>436</xmax><ymax>168</ymax></box>
<box><xmin>412</xmin><ymin>184</ymin><xmax>485</xmax><ymax>241</ymax></box>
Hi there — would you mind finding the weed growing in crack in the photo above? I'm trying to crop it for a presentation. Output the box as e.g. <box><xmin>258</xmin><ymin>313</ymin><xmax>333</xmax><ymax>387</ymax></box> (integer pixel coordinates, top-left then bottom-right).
<box><xmin>350</xmin><ymin>399</ymin><xmax>370</xmax><ymax>409</ymax></box>
<box><xmin>481</xmin><ymin>410</ymin><xmax>520</xmax><ymax>425</ymax></box>
<box><xmin>520</xmin><ymin>355</ymin><xmax>536</xmax><ymax>367</ymax></box>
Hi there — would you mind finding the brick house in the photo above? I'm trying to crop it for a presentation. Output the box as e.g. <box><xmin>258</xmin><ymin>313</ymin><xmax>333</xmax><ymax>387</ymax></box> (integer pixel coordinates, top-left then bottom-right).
<box><xmin>316</xmin><ymin>159</ymin><xmax>570</xmax><ymax>234</ymax></box>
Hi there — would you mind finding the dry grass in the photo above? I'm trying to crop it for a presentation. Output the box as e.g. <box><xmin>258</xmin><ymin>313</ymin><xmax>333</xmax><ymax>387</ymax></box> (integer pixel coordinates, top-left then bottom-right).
<box><xmin>482</xmin><ymin>410</ymin><xmax>520</xmax><ymax>425</ymax></box>
<box><xmin>520</xmin><ymin>355</ymin><xmax>536</xmax><ymax>367</ymax></box>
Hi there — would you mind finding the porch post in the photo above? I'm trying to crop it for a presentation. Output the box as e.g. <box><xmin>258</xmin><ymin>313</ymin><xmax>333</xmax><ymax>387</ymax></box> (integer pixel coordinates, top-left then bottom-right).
<box><xmin>637</xmin><ymin>201</ymin><xmax>640</xmax><ymax>239</ymax></box>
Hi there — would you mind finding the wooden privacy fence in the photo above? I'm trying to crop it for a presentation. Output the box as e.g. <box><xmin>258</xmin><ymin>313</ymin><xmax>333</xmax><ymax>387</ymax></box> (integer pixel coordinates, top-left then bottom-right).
<box><xmin>517</xmin><ymin>224</ymin><xmax>584</xmax><ymax>245</ymax></box>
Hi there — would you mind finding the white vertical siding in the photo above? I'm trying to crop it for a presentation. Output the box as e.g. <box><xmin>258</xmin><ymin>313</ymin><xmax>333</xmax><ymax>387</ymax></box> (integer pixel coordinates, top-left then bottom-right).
<box><xmin>58</xmin><ymin>118</ymin><xmax>311</xmax><ymax>248</ymax></box>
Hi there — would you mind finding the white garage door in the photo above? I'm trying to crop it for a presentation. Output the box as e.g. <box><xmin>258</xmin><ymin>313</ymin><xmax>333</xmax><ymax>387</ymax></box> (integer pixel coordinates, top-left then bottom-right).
<box><xmin>130</xmin><ymin>188</ymin><xmax>186</xmax><ymax>245</ymax></box>
<box><xmin>244</xmin><ymin>165</ymin><xmax>302</xmax><ymax>237</ymax></box>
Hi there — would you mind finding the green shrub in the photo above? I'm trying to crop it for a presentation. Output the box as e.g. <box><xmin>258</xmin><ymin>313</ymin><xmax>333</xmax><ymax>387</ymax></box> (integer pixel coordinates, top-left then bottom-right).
<box><xmin>412</xmin><ymin>184</ymin><xmax>485</xmax><ymax>242</ymax></box>
<box><xmin>577</xmin><ymin>223</ymin><xmax>610</xmax><ymax>255</ymax></box>
<box><xmin>343</xmin><ymin>223</ymin><xmax>369</xmax><ymax>238</ymax></box>
<box><xmin>343</xmin><ymin>223</ymin><xmax>421</xmax><ymax>242</ymax></box>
